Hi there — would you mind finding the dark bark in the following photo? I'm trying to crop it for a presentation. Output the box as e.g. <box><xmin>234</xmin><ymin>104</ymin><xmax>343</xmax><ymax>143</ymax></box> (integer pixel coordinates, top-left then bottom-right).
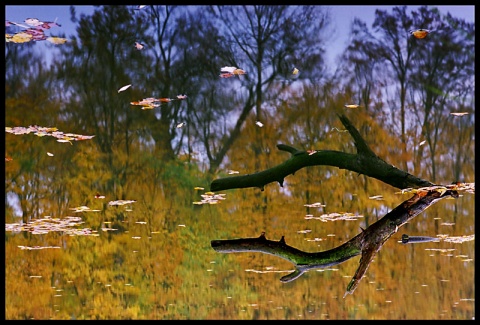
<box><xmin>210</xmin><ymin>114</ymin><xmax>433</xmax><ymax>192</ymax></box>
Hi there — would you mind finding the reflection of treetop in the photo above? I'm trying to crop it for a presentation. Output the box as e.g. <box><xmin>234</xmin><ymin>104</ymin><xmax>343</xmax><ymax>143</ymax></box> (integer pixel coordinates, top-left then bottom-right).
<box><xmin>4</xmin><ymin>5</ymin><xmax>474</xmax><ymax>301</ymax></box>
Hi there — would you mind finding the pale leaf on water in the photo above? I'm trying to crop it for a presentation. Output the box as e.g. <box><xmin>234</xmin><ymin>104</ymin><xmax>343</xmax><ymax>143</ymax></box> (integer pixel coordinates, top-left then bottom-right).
<box><xmin>118</xmin><ymin>84</ymin><xmax>132</xmax><ymax>93</ymax></box>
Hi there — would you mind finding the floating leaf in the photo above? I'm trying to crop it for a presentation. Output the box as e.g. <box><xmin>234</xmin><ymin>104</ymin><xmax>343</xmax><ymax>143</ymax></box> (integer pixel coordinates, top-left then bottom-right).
<box><xmin>220</xmin><ymin>66</ymin><xmax>237</xmax><ymax>73</ymax></box>
<box><xmin>410</xmin><ymin>28</ymin><xmax>431</xmax><ymax>39</ymax></box>
<box><xmin>130</xmin><ymin>98</ymin><xmax>159</xmax><ymax>109</ymax></box>
<box><xmin>418</xmin><ymin>140</ymin><xmax>426</xmax><ymax>146</ymax></box>
<box><xmin>46</xmin><ymin>36</ymin><xmax>68</xmax><ymax>44</ymax></box>
<box><xmin>232</xmin><ymin>68</ymin><xmax>246</xmax><ymax>76</ymax></box>
<box><xmin>5</xmin><ymin>125</ymin><xmax>94</xmax><ymax>144</ymax></box>
<box><xmin>176</xmin><ymin>122</ymin><xmax>186</xmax><ymax>128</ymax></box>
<box><xmin>47</xmin><ymin>152</ymin><xmax>54</xmax><ymax>156</ymax></box>
<box><xmin>24</xmin><ymin>18</ymin><xmax>44</xmax><ymax>27</ymax></box>
<box><xmin>304</xmin><ymin>202</ymin><xmax>326</xmax><ymax>208</ymax></box>
<box><xmin>395</xmin><ymin>188</ymin><xmax>417</xmax><ymax>194</ymax></box>
<box><xmin>56</xmin><ymin>139</ymin><xmax>73</xmax><ymax>145</ymax></box>
<box><xmin>193</xmin><ymin>192</ymin><xmax>227</xmax><ymax>205</ymax></box>
<box><xmin>220</xmin><ymin>72</ymin><xmax>234</xmax><ymax>78</ymax></box>
<box><xmin>297</xmin><ymin>229</ymin><xmax>312</xmax><ymax>234</ymax></box>
<box><xmin>134</xmin><ymin>42</ymin><xmax>144</xmax><ymax>50</ymax></box>
<box><xmin>450</xmin><ymin>112</ymin><xmax>469</xmax><ymax>116</ymax></box>
<box><xmin>6</xmin><ymin>216</ymin><xmax>97</xmax><ymax>237</ymax></box>
<box><xmin>74</xmin><ymin>134</ymin><xmax>95</xmax><ymax>141</ymax></box>
<box><xmin>435</xmin><ymin>187</ymin><xmax>448</xmax><ymax>196</ymax></box>
<box><xmin>291</xmin><ymin>67</ymin><xmax>299</xmax><ymax>75</ymax></box>
<box><xmin>23</xmin><ymin>28</ymin><xmax>47</xmax><ymax>41</ymax></box>
<box><xmin>6</xmin><ymin>31</ymin><xmax>33</xmax><ymax>43</ymax></box>
<box><xmin>344</xmin><ymin>104</ymin><xmax>360</xmax><ymax>108</ymax></box>
<box><xmin>220</xmin><ymin>66</ymin><xmax>246</xmax><ymax>78</ymax></box>
<box><xmin>70</xmin><ymin>205</ymin><xmax>100</xmax><ymax>213</ymax></box>
<box><xmin>24</xmin><ymin>18</ymin><xmax>61</xmax><ymax>29</ymax></box>
<box><xmin>305</xmin><ymin>212</ymin><xmax>363</xmax><ymax>222</ymax></box>
<box><xmin>118</xmin><ymin>84</ymin><xmax>132</xmax><ymax>93</ymax></box>
<box><xmin>108</xmin><ymin>199</ymin><xmax>136</xmax><ymax>206</ymax></box>
<box><xmin>331</xmin><ymin>127</ymin><xmax>348</xmax><ymax>133</ymax></box>
<box><xmin>255</xmin><ymin>121</ymin><xmax>264</xmax><ymax>127</ymax></box>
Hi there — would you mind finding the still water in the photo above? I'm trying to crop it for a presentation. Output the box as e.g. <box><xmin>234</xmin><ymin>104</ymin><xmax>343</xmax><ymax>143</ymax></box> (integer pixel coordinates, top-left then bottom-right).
<box><xmin>5</xmin><ymin>189</ymin><xmax>474</xmax><ymax>320</ymax></box>
<box><xmin>5</xmin><ymin>4</ymin><xmax>475</xmax><ymax>320</ymax></box>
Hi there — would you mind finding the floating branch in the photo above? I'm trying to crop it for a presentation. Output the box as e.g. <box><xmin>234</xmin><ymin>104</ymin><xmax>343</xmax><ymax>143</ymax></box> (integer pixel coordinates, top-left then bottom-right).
<box><xmin>211</xmin><ymin>188</ymin><xmax>459</xmax><ymax>297</ymax></box>
<box><xmin>211</xmin><ymin>114</ymin><xmax>433</xmax><ymax>192</ymax></box>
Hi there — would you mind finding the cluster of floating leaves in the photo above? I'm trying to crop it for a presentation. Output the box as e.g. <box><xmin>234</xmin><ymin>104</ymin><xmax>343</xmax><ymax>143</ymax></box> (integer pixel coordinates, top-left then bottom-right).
<box><xmin>5</xmin><ymin>125</ymin><xmax>95</xmax><ymax>145</ymax></box>
<box><xmin>395</xmin><ymin>183</ymin><xmax>475</xmax><ymax>196</ymax></box>
<box><xmin>5</xmin><ymin>18</ymin><xmax>67</xmax><ymax>44</ymax></box>
<box><xmin>6</xmin><ymin>197</ymin><xmax>137</xmax><ymax>241</ymax></box>
<box><xmin>193</xmin><ymin>192</ymin><xmax>226</xmax><ymax>205</ymax></box>
<box><xmin>68</xmin><ymin>198</ymin><xmax>136</xmax><ymax>214</ymax></box>
<box><xmin>305</xmin><ymin>212</ymin><xmax>363</xmax><ymax>222</ymax></box>
<box><xmin>18</xmin><ymin>245</ymin><xmax>61</xmax><ymax>250</ymax></box>
<box><xmin>438</xmin><ymin>234</ymin><xmax>475</xmax><ymax>244</ymax></box>
<box><xmin>5</xmin><ymin>216</ymin><xmax>98</xmax><ymax>237</ymax></box>
<box><xmin>398</xmin><ymin>233</ymin><xmax>474</xmax><ymax>245</ymax></box>
<box><xmin>130</xmin><ymin>95</ymin><xmax>187</xmax><ymax>109</ymax></box>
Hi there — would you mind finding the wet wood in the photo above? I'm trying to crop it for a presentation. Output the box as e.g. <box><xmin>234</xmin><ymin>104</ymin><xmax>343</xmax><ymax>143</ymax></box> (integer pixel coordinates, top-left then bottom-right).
<box><xmin>211</xmin><ymin>188</ymin><xmax>458</xmax><ymax>297</ymax></box>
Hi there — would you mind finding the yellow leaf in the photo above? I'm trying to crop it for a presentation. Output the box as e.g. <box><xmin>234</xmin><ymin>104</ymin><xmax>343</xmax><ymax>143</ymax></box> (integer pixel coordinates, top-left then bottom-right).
<box><xmin>46</xmin><ymin>37</ymin><xmax>68</xmax><ymax>44</ymax></box>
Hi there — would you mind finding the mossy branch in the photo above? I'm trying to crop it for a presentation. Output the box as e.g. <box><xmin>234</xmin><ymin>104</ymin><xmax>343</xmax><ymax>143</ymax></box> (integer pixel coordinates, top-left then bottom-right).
<box><xmin>211</xmin><ymin>189</ymin><xmax>458</xmax><ymax>297</ymax></box>
<box><xmin>210</xmin><ymin>114</ymin><xmax>433</xmax><ymax>192</ymax></box>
